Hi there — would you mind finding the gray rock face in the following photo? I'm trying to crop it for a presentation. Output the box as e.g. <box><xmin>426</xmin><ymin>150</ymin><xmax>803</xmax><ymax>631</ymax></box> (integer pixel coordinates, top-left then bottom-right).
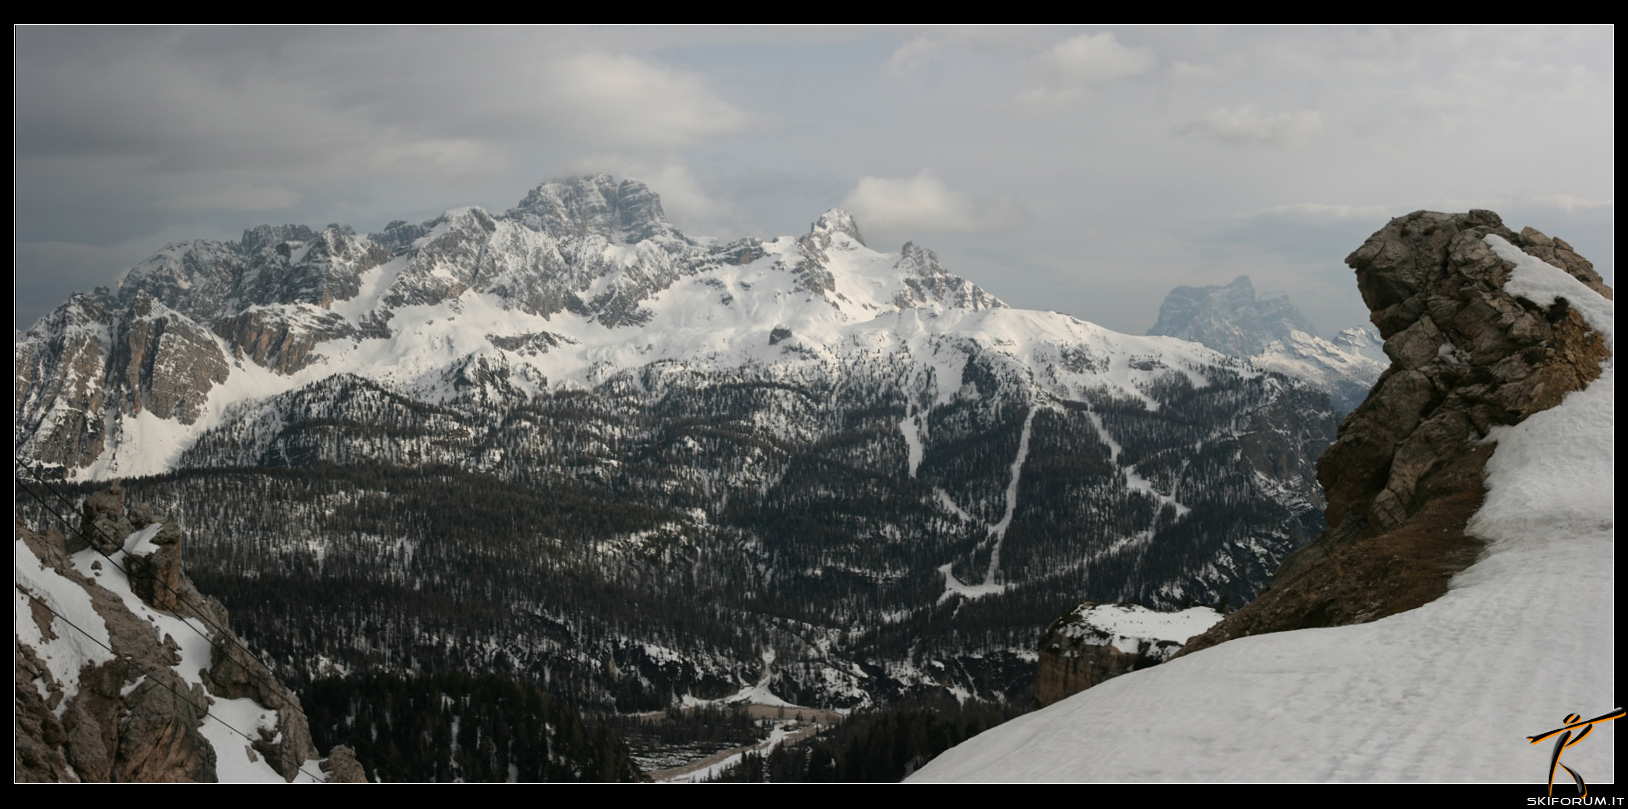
<box><xmin>505</xmin><ymin>174</ymin><xmax>677</xmax><ymax>245</ymax></box>
<box><xmin>14</xmin><ymin>292</ymin><xmax>232</xmax><ymax>467</ymax></box>
<box><xmin>111</xmin><ymin>293</ymin><xmax>231</xmax><ymax>424</ymax></box>
<box><xmin>790</xmin><ymin>209</ymin><xmax>850</xmax><ymax>296</ymax></box>
<box><xmin>14</xmin><ymin>485</ymin><xmax>339</xmax><ymax>782</ymax></box>
<box><xmin>15</xmin><ymin>217</ymin><xmax>399</xmax><ymax>468</ymax></box>
<box><xmin>1149</xmin><ymin>275</ymin><xmax>1385</xmax><ymax>414</ymax></box>
<box><xmin>1181</xmin><ymin>210</ymin><xmax>1612</xmax><ymax>654</ymax></box>
<box><xmin>378</xmin><ymin>176</ymin><xmax>702</xmax><ymax>325</ymax></box>
<box><xmin>14</xmin><ymin>294</ymin><xmax>113</xmax><ymax>468</ymax></box>
<box><xmin>118</xmin><ymin>225</ymin><xmax>389</xmax><ymax>326</ymax></box>
<box><xmin>212</xmin><ymin>307</ymin><xmax>371</xmax><ymax>375</ymax></box>
<box><xmin>892</xmin><ymin>242</ymin><xmax>1006</xmax><ymax>312</ymax></box>
<box><xmin>1035</xmin><ymin>602</ymin><xmax>1221</xmax><ymax>707</ymax></box>
<box><xmin>1150</xmin><ymin>275</ymin><xmax>1317</xmax><ymax>357</ymax></box>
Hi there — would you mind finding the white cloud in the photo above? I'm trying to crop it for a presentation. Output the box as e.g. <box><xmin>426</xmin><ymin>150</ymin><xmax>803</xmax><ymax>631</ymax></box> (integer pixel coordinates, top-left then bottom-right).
<box><xmin>888</xmin><ymin>34</ymin><xmax>956</xmax><ymax>75</ymax></box>
<box><xmin>1015</xmin><ymin>32</ymin><xmax>1156</xmax><ymax>108</ymax></box>
<box><xmin>1034</xmin><ymin>32</ymin><xmax>1156</xmax><ymax>84</ymax></box>
<box><xmin>1241</xmin><ymin>195</ymin><xmax>1615</xmax><ymax>226</ymax></box>
<box><xmin>363</xmin><ymin>137</ymin><xmax>509</xmax><ymax>180</ymax></box>
<box><xmin>1166</xmin><ymin>60</ymin><xmax>1226</xmax><ymax>83</ymax></box>
<box><xmin>14</xmin><ymin>30</ymin><xmax>755</xmax><ymax>203</ymax></box>
<box><xmin>1178</xmin><ymin>105</ymin><xmax>1325</xmax><ymax>148</ymax></box>
<box><xmin>886</xmin><ymin>28</ymin><xmax>1033</xmax><ymax>76</ymax></box>
<box><xmin>544</xmin><ymin>52</ymin><xmax>759</xmax><ymax>148</ymax></box>
<box><xmin>841</xmin><ymin>170</ymin><xmax>1016</xmax><ymax>237</ymax></box>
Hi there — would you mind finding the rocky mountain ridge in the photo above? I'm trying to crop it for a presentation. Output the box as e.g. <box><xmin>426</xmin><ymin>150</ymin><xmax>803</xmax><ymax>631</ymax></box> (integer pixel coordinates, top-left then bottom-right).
<box><xmin>15</xmin><ymin>174</ymin><xmax>1338</xmax><ymax>711</ymax></box>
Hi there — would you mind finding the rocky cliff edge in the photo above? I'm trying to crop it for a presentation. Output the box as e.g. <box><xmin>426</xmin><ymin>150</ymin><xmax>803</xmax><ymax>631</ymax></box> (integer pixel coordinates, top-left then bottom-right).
<box><xmin>1182</xmin><ymin>210</ymin><xmax>1611</xmax><ymax>654</ymax></box>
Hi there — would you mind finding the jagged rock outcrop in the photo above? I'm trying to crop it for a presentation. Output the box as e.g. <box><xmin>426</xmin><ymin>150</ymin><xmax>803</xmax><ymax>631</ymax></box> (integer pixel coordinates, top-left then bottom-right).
<box><xmin>13</xmin><ymin>291</ymin><xmax>233</xmax><ymax>469</ymax></box>
<box><xmin>505</xmin><ymin>174</ymin><xmax>679</xmax><ymax>245</ymax></box>
<box><xmin>1181</xmin><ymin>210</ymin><xmax>1611</xmax><ymax>655</ymax></box>
<box><xmin>1035</xmin><ymin>603</ymin><xmax>1222</xmax><ymax>707</ymax></box>
<box><xmin>320</xmin><ymin>745</ymin><xmax>368</xmax><ymax>784</ymax></box>
<box><xmin>14</xmin><ymin>485</ymin><xmax>345</xmax><ymax>782</ymax></box>
<box><xmin>13</xmin><ymin>295</ymin><xmax>114</xmax><ymax>468</ymax></box>
<box><xmin>791</xmin><ymin>210</ymin><xmax>851</xmax><ymax>296</ymax></box>
<box><xmin>892</xmin><ymin>242</ymin><xmax>1006</xmax><ymax>312</ymax></box>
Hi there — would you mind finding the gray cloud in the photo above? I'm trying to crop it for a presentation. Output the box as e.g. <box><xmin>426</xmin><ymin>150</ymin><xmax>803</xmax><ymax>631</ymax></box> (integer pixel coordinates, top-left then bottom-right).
<box><xmin>1014</xmin><ymin>31</ymin><xmax>1158</xmax><ymax>107</ymax></box>
<box><xmin>12</xmin><ymin>26</ymin><xmax>1614</xmax><ymax>338</ymax></box>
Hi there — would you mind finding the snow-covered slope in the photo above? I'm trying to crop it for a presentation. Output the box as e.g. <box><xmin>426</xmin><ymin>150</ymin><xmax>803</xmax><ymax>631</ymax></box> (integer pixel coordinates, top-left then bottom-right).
<box><xmin>911</xmin><ymin>236</ymin><xmax>1614</xmax><ymax>784</ymax></box>
<box><xmin>1248</xmin><ymin>325</ymin><xmax>1386</xmax><ymax>415</ymax></box>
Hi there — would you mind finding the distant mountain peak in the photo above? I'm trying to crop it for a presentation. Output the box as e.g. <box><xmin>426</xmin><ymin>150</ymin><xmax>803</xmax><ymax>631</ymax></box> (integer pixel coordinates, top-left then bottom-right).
<box><xmin>1149</xmin><ymin>274</ymin><xmax>1318</xmax><ymax>357</ymax></box>
<box><xmin>240</xmin><ymin>223</ymin><xmax>319</xmax><ymax>252</ymax></box>
<box><xmin>505</xmin><ymin>174</ymin><xmax>678</xmax><ymax>244</ymax></box>
<box><xmin>809</xmin><ymin>207</ymin><xmax>865</xmax><ymax>246</ymax></box>
<box><xmin>1148</xmin><ymin>275</ymin><xmax>1382</xmax><ymax>414</ymax></box>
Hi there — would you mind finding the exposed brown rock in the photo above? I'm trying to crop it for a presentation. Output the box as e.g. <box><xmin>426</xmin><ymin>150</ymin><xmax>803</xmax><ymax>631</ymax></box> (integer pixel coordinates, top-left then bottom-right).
<box><xmin>14</xmin><ymin>641</ymin><xmax>76</xmax><ymax>782</ymax></box>
<box><xmin>16</xmin><ymin>514</ymin><xmax>219</xmax><ymax>782</ymax></box>
<box><xmin>1181</xmin><ymin>210</ymin><xmax>1611</xmax><ymax>656</ymax></box>
<box><xmin>212</xmin><ymin>308</ymin><xmax>363</xmax><ymax>375</ymax></box>
<box><xmin>321</xmin><ymin>745</ymin><xmax>369</xmax><ymax>784</ymax></box>
<box><xmin>1035</xmin><ymin>602</ymin><xmax>1219</xmax><ymax>706</ymax></box>
<box><xmin>111</xmin><ymin>292</ymin><xmax>231</xmax><ymax>424</ymax></box>
<box><xmin>15</xmin><ymin>491</ymin><xmax>344</xmax><ymax>782</ymax></box>
<box><xmin>1037</xmin><ymin>628</ymin><xmax>1175</xmax><ymax>708</ymax></box>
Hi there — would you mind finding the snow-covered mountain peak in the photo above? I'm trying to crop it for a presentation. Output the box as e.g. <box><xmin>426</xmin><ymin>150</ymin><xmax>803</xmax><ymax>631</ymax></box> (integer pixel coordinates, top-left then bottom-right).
<box><xmin>1149</xmin><ymin>274</ymin><xmax>1318</xmax><ymax>357</ymax></box>
<box><xmin>18</xmin><ymin>174</ymin><xmax>1301</xmax><ymax>482</ymax></box>
<box><xmin>504</xmin><ymin>174</ymin><xmax>683</xmax><ymax>246</ymax></box>
<box><xmin>889</xmin><ymin>242</ymin><xmax>1006</xmax><ymax>313</ymax></box>
<box><xmin>808</xmin><ymin>207</ymin><xmax>865</xmax><ymax>247</ymax></box>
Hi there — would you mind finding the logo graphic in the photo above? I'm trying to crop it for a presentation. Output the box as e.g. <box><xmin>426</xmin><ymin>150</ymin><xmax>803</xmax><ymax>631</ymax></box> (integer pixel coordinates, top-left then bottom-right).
<box><xmin>1527</xmin><ymin>708</ymin><xmax>1624</xmax><ymax>797</ymax></box>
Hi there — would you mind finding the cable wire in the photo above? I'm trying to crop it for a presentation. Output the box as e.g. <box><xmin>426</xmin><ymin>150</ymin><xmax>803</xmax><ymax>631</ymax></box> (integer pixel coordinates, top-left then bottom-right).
<box><xmin>17</xmin><ymin>463</ymin><xmax>408</xmax><ymax>781</ymax></box>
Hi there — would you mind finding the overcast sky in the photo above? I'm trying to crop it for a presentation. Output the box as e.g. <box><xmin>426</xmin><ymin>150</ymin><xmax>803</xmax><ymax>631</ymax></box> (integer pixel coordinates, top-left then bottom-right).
<box><xmin>13</xmin><ymin>26</ymin><xmax>1614</xmax><ymax>337</ymax></box>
